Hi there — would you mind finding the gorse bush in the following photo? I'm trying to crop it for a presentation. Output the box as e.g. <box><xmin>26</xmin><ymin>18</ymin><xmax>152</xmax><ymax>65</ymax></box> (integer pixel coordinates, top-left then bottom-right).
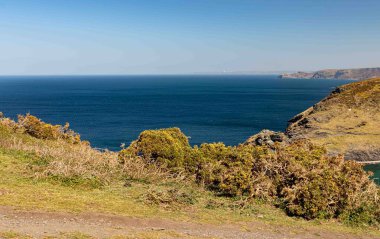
<box><xmin>270</xmin><ymin>142</ymin><xmax>379</xmax><ymax>221</ymax></box>
<box><xmin>0</xmin><ymin>113</ymin><xmax>82</xmax><ymax>144</ymax></box>
<box><xmin>194</xmin><ymin>143</ymin><xmax>266</xmax><ymax>197</ymax></box>
<box><xmin>119</xmin><ymin>127</ymin><xmax>193</xmax><ymax>171</ymax></box>
<box><xmin>119</xmin><ymin>128</ymin><xmax>380</xmax><ymax>224</ymax></box>
<box><xmin>17</xmin><ymin>114</ymin><xmax>82</xmax><ymax>144</ymax></box>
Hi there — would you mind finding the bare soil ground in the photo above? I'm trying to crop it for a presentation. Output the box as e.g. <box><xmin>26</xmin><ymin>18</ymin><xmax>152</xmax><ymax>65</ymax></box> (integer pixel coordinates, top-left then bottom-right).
<box><xmin>0</xmin><ymin>206</ymin><xmax>377</xmax><ymax>239</ymax></box>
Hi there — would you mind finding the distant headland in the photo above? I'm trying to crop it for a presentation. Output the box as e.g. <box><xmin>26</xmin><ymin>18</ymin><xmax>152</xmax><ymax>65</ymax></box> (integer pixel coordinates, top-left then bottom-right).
<box><xmin>280</xmin><ymin>67</ymin><xmax>380</xmax><ymax>80</ymax></box>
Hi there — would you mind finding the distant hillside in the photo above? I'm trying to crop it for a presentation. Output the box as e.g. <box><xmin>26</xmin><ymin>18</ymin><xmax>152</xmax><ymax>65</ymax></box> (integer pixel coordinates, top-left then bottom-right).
<box><xmin>286</xmin><ymin>77</ymin><xmax>380</xmax><ymax>162</ymax></box>
<box><xmin>280</xmin><ymin>67</ymin><xmax>380</xmax><ymax>80</ymax></box>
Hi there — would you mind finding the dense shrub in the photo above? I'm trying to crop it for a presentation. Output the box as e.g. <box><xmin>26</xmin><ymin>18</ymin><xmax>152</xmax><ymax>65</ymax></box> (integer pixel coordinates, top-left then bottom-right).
<box><xmin>0</xmin><ymin>113</ymin><xmax>83</xmax><ymax>144</ymax></box>
<box><xmin>274</xmin><ymin>143</ymin><xmax>378</xmax><ymax>221</ymax></box>
<box><xmin>195</xmin><ymin>143</ymin><xmax>266</xmax><ymax>197</ymax></box>
<box><xmin>119</xmin><ymin>129</ymin><xmax>380</xmax><ymax>224</ymax></box>
<box><xmin>17</xmin><ymin>114</ymin><xmax>81</xmax><ymax>144</ymax></box>
<box><xmin>0</xmin><ymin>116</ymin><xmax>19</xmax><ymax>131</ymax></box>
<box><xmin>118</xmin><ymin>128</ymin><xmax>194</xmax><ymax>171</ymax></box>
<box><xmin>197</xmin><ymin>141</ymin><xmax>379</xmax><ymax>221</ymax></box>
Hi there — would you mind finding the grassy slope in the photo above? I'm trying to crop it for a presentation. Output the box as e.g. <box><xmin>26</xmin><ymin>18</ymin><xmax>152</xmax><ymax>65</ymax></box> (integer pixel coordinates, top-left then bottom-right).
<box><xmin>0</xmin><ymin>126</ymin><xmax>379</xmax><ymax>238</ymax></box>
<box><xmin>287</xmin><ymin>78</ymin><xmax>380</xmax><ymax>159</ymax></box>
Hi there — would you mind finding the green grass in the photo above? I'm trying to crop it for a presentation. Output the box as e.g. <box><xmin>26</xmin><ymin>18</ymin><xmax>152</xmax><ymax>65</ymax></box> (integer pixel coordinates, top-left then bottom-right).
<box><xmin>0</xmin><ymin>231</ymin><xmax>31</xmax><ymax>239</ymax></box>
<box><xmin>0</xmin><ymin>147</ymin><xmax>278</xmax><ymax>223</ymax></box>
<box><xmin>0</xmin><ymin>147</ymin><xmax>379</xmax><ymax>238</ymax></box>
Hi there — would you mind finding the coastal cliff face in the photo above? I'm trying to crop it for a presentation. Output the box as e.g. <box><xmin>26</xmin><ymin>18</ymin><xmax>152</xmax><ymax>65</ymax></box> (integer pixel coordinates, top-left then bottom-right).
<box><xmin>286</xmin><ymin>78</ymin><xmax>380</xmax><ymax>161</ymax></box>
<box><xmin>281</xmin><ymin>67</ymin><xmax>380</xmax><ymax>80</ymax></box>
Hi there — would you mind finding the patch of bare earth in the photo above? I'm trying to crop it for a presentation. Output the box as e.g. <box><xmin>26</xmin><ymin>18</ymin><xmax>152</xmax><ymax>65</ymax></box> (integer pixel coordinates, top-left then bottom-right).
<box><xmin>0</xmin><ymin>206</ymin><xmax>376</xmax><ymax>239</ymax></box>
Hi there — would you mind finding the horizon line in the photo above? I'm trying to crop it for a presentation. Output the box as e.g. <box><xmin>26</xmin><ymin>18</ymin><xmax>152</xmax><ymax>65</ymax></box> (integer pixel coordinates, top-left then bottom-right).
<box><xmin>0</xmin><ymin>73</ymin><xmax>286</xmax><ymax>77</ymax></box>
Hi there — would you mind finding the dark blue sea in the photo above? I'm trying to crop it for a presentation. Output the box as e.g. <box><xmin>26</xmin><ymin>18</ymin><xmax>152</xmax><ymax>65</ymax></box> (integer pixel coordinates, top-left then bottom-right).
<box><xmin>0</xmin><ymin>75</ymin><xmax>352</xmax><ymax>150</ymax></box>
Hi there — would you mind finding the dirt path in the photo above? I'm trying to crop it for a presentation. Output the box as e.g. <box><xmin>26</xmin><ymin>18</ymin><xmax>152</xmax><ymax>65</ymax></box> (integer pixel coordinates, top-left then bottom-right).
<box><xmin>0</xmin><ymin>206</ymin><xmax>376</xmax><ymax>239</ymax></box>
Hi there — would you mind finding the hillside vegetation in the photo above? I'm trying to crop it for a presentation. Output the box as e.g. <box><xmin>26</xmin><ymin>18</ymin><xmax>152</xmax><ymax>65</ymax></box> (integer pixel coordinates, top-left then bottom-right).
<box><xmin>287</xmin><ymin>77</ymin><xmax>380</xmax><ymax>162</ymax></box>
<box><xmin>0</xmin><ymin>112</ymin><xmax>379</xmax><ymax>236</ymax></box>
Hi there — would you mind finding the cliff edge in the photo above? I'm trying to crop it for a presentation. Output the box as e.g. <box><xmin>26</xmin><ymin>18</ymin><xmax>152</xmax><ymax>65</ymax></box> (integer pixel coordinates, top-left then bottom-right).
<box><xmin>286</xmin><ymin>77</ymin><xmax>380</xmax><ymax>161</ymax></box>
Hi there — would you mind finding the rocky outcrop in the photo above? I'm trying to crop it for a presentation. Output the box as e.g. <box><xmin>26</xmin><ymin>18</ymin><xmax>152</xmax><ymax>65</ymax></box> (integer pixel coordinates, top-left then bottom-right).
<box><xmin>286</xmin><ymin>78</ymin><xmax>380</xmax><ymax>161</ymax></box>
<box><xmin>280</xmin><ymin>67</ymin><xmax>380</xmax><ymax>80</ymax></box>
<box><xmin>345</xmin><ymin>148</ymin><xmax>380</xmax><ymax>162</ymax></box>
<box><xmin>244</xmin><ymin>129</ymin><xmax>289</xmax><ymax>148</ymax></box>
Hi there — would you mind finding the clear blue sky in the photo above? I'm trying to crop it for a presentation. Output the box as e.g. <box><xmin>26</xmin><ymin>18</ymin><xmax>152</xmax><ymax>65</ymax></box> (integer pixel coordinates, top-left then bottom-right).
<box><xmin>0</xmin><ymin>0</ymin><xmax>379</xmax><ymax>75</ymax></box>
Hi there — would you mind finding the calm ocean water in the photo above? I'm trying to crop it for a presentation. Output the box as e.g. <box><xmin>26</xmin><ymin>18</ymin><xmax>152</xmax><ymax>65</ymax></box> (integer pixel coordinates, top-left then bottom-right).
<box><xmin>1</xmin><ymin>75</ymin><xmax>378</xmax><ymax>182</ymax></box>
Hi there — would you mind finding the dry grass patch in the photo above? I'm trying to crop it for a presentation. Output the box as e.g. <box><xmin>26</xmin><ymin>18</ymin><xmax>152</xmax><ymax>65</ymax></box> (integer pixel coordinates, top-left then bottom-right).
<box><xmin>0</xmin><ymin>115</ymin><xmax>175</xmax><ymax>188</ymax></box>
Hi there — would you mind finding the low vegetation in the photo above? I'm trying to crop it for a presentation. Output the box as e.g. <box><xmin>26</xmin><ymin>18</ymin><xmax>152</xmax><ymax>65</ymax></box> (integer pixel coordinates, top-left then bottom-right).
<box><xmin>1</xmin><ymin>113</ymin><xmax>83</xmax><ymax>144</ymax></box>
<box><xmin>119</xmin><ymin>128</ymin><xmax>380</xmax><ymax>225</ymax></box>
<box><xmin>0</xmin><ymin>112</ymin><xmax>379</xmax><ymax>233</ymax></box>
<box><xmin>286</xmin><ymin>77</ymin><xmax>380</xmax><ymax>162</ymax></box>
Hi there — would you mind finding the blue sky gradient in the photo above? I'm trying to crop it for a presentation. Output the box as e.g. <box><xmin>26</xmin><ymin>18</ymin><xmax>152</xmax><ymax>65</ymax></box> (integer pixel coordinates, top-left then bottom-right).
<box><xmin>0</xmin><ymin>0</ymin><xmax>379</xmax><ymax>74</ymax></box>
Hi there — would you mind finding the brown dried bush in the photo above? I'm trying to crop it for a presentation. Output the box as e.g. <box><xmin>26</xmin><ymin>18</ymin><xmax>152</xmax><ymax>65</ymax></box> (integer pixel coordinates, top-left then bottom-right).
<box><xmin>142</xmin><ymin>188</ymin><xmax>197</xmax><ymax>208</ymax></box>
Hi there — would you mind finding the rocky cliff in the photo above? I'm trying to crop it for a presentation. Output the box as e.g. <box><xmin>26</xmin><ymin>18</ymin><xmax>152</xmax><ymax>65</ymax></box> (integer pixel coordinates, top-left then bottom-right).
<box><xmin>286</xmin><ymin>78</ymin><xmax>380</xmax><ymax>161</ymax></box>
<box><xmin>280</xmin><ymin>67</ymin><xmax>380</xmax><ymax>80</ymax></box>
